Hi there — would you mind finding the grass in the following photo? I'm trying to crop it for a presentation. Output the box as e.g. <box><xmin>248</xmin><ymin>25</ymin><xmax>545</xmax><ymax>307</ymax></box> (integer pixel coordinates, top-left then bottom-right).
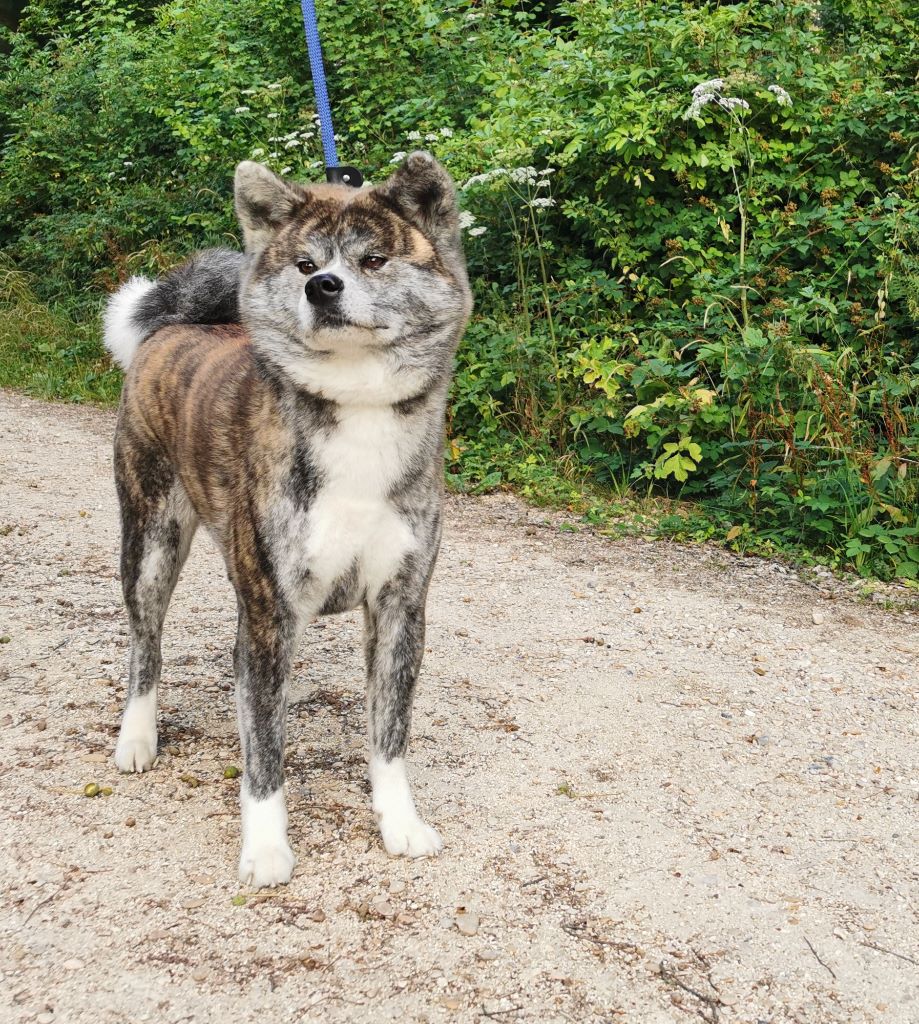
<box><xmin>0</xmin><ymin>264</ymin><xmax>120</xmax><ymax>404</ymax></box>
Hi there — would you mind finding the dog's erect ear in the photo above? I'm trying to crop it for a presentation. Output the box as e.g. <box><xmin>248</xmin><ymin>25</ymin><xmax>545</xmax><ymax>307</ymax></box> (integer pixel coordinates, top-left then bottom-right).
<box><xmin>234</xmin><ymin>161</ymin><xmax>309</xmax><ymax>252</ymax></box>
<box><xmin>372</xmin><ymin>151</ymin><xmax>461</xmax><ymax>252</ymax></box>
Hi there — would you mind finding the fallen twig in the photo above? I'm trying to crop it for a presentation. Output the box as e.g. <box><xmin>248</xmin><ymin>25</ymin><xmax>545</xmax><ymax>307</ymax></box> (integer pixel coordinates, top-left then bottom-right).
<box><xmin>659</xmin><ymin>962</ymin><xmax>720</xmax><ymax>1022</ymax></box>
<box><xmin>21</xmin><ymin>881</ymin><xmax>67</xmax><ymax>927</ymax></box>
<box><xmin>480</xmin><ymin>1004</ymin><xmax>523</xmax><ymax>1020</ymax></box>
<box><xmin>859</xmin><ymin>940</ymin><xmax>919</xmax><ymax>968</ymax></box>
<box><xmin>804</xmin><ymin>935</ymin><xmax>837</xmax><ymax>980</ymax></box>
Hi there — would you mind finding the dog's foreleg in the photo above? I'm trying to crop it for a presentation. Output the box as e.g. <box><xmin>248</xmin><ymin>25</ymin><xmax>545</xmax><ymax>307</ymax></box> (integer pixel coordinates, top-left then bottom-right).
<box><xmin>234</xmin><ymin>609</ymin><xmax>296</xmax><ymax>888</ymax></box>
<box><xmin>364</xmin><ymin>584</ymin><xmax>442</xmax><ymax>858</ymax></box>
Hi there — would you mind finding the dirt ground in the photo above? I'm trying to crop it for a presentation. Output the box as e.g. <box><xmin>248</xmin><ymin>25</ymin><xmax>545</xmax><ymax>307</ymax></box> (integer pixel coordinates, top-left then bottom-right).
<box><xmin>1</xmin><ymin>389</ymin><xmax>917</xmax><ymax>1024</ymax></box>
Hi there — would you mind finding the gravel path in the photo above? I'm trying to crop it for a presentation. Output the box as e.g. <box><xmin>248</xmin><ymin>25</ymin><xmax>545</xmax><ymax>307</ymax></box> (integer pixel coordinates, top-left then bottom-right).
<box><xmin>1</xmin><ymin>390</ymin><xmax>917</xmax><ymax>1024</ymax></box>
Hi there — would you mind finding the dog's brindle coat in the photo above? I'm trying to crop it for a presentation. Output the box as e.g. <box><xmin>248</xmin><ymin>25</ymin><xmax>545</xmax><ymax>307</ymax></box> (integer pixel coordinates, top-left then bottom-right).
<box><xmin>106</xmin><ymin>153</ymin><xmax>471</xmax><ymax>886</ymax></box>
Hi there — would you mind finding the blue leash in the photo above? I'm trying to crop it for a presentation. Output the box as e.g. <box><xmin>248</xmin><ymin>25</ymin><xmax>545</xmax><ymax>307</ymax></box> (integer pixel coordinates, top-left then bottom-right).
<box><xmin>299</xmin><ymin>0</ymin><xmax>363</xmax><ymax>187</ymax></box>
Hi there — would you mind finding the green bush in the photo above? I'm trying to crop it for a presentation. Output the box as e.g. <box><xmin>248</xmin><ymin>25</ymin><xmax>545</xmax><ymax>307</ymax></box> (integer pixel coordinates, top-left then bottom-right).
<box><xmin>1</xmin><ymin>0</ymin><xmax>917</xmax><ymax>579</ymax></box>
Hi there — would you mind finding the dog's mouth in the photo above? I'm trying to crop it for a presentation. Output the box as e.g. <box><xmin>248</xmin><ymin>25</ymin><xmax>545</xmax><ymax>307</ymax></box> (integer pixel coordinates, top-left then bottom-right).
<box><xmin>312</xmin><ymin>313</ymin><xmax>387</xmax><ymax>332</ymax></box>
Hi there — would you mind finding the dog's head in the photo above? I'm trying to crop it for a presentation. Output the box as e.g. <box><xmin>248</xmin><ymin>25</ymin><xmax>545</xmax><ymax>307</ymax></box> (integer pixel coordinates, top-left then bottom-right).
<box><xmin>235</xmin><ymin>153</ymin><xmax>471</xmax><ymax>402</ymax></box>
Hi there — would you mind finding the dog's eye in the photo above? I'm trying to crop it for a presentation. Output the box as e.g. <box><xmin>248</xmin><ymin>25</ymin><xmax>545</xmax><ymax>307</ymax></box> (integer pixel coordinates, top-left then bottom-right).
<box><xmin>296</xmin><ymin>259</ymin><xmax>317</xmax><ymax>276</ymax></box>
<box><xmin>361</xmin><ymin>254</ymin><xmax>388</xmax><ymax>271</ymax></box>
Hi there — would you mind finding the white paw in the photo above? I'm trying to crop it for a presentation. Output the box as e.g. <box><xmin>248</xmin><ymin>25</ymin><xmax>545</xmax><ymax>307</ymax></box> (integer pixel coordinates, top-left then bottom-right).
<box><xmin>238</xmin><ymin>842</ymin><xmax>296</xmax><ymax>888</ymax></box>
<box><xmin>114</xmin><ymin>690</ymin><xmax>157</xmax><ymax>772</ymax></box>
<box><xmin>114</xmin><ymin>733</ymin><xmax>157</xmax><ymax>773</ymax></box>
<box><xmin>379</xmin><ymin>813</ymin><xmax>443</xmax><ymax>858</ymax></box>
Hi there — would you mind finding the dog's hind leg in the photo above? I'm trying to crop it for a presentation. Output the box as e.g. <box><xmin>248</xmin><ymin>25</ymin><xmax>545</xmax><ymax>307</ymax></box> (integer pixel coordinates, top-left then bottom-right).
<box><xmin>113</xmin><ymin>430</ymin><xmax>197</xmax><ymax>773</ymax></box>
<box><xmin>233</xmin><ymin>599</ymin><xmax>297</xmax><ymax>888</ymax></box>
<box><xmin>364</xmin><ymin>564</ymin><xmax>443</xmax><ymax>859</ymax></box>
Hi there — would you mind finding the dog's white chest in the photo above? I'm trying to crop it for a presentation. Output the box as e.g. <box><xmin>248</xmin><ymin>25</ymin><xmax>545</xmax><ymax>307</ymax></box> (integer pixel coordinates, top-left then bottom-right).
<box><xmin>302</xmin><ymin>405</ymin><xmax>417</xmax><ymax>603</ymax></box>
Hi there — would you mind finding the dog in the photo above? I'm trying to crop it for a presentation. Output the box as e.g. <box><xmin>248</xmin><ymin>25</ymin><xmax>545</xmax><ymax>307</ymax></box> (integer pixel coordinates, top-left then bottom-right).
<box><xmin>102</xmin><ymin>152</ymin><xmax>472</xmax><ymax>887</ymax></box>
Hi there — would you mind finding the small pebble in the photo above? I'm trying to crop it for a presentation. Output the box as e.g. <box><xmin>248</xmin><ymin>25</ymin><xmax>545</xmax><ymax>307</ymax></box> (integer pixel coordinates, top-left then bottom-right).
<box><xmin>124</xmin><ymin>817</ymin><xmax>136</xmax><ymax>827</ymax></box>
<box><xmin>812</xmin><ymin>609</ymin><xmax>825</xmax><ymax>625</ymax></box>
<box><xmin>455</xmin><ymin>912</ymin><xmax>479</xmax><ymax>936</ymax></box>
<box><xmin>371</xmin><ymin>897</ymin><xmax>396</xmax><ymax>919</ymax></box>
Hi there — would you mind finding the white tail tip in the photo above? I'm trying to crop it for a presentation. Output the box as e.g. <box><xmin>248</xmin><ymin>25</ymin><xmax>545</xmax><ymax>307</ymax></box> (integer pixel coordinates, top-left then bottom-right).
<box><xmin>103</xmin><ymin>276</ymin><xmax>156</xmax><ymax>370</ymax></box>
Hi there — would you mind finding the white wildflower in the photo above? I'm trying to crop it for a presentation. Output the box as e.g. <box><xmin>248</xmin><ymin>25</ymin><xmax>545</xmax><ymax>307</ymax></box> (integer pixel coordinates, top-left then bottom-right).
<box><xmin>270</xmin><ymin>151</ymin><xmax>280</xmax><ymax>159</ymax></box>
<box><xmin>234</xmin><ymin>106</ymin><xmax>250</xmax><ymax>114</ymax></box>
<box><xmin>250</xmin><ymin>147</ymin><xmax>266</xmax><ymax>157</ymax></box>
<box><xmin>407</xmin><ymin>130</ymin><xmax>422</xmax><ymax>141</ymax></box>
<box><xmin>541</xmin><ymin>167</ymin><xmax>556</xmax><ymax>175</ymax></box>
<box><xmin>390</xmin><ymin>151</ymin><xmax>407</xmax><ymax>163</ymax></box>
<box><xmin>440</xmin><ymin>127</ymin><xmax>453</xmax><ymax>137</ymax></box>
<box><xmin>267</xmin><ymin>112</ymin><xmax>280</xmax><ymax>120</ymax></box>
<box><xmin>465</xmin><ymin>9</ymin><xmax>483</xmax><ymax>19</ymax></box>
<box><xmin>458</xmin><ymin>211</ymin><xmax>477</xmax><ymax>230</ymax></box>
<box><xmin>684</xmin><ymin>91</ymin><xmax>718</xmax><ymax>120</ymax></box>
<box><xmin>284</xmin><ymin>139</ymin><xmax>300</xmax><ymax>149</ymax></box>
<box><xmin>768</xmin><ymin>84</ymin><xmax>793</xmax><ymax>106</ymax></box>
<box><xmin>241</xmin><ymin>88</ymin><xmax>257</xmax><ymax>96</ymax></box>
<box><xmin>536</xmin><ymin>179</ymin><xmax>551</xmax><ymax>188</ymax></box>
<box><xmin>529</xmin><ymin>196</ymin><xmax>556</xmax><ymax>208</ymax></box>
<box><xmin>718</xmin><ymin>96</ymin><xmax>750</xmax><ymax>112</ymax></box>
<box><xmin>268</xmin><ymin>82</ymin><xmax>283</xmax><ymax>90</ymax></box>
<box><xmin>462</xmin><ymin>168</ymin><xmax>508</xmax><ymax>189</ymax></box>
<box><xmin>468</xmin><ymin>226</ymin><xmax>487</xmax><ymax>236</ymax></box>
<box><xmin>425</xmin><ymin>132</ymin><xmax>439</xmax><ymax>142</ymax></box>
<box><xmin>123</xmin><ymin>161</ymin><xmax>134</xmax><ymax>167</ymax></box>
<box><xmin>692</xmin><ymin>78</ymin><xmax>724</xmax><ymax>98</ymax></box>
<box><xmin>280</xmin><ymin>166</ymin><xmax>292</xmax><ymax>175</ymax></box>
<box><xmin>509</xmin><ymin>166</ymin><xmax>537</xmax><ymax>183</ymax></box>
<box><xmin>684</xmin><ymin>77</ymin><xmax>749</xmax><ymax>119</ymax></box>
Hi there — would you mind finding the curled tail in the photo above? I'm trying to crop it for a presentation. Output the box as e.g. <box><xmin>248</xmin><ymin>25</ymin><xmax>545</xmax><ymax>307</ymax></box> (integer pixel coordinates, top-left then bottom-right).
<box><xmin>103</xmin><ymin>248</ymin><xmax>245</xmax><ymax>370</ymax></box>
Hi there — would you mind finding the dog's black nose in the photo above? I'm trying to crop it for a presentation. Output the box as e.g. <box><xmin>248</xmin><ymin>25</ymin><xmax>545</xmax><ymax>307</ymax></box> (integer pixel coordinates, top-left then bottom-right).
<box><xmin>305</xmin><ymin>273</ymin><xmax>344</xmax><ymax>305</ymax></box>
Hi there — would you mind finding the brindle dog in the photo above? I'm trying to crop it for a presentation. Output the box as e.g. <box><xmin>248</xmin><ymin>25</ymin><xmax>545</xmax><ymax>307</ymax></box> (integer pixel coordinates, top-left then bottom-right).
<box><xmin>103</xmin><ymin>153</ymin><xmax>471</xmax><ymax>886</ymax></box>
